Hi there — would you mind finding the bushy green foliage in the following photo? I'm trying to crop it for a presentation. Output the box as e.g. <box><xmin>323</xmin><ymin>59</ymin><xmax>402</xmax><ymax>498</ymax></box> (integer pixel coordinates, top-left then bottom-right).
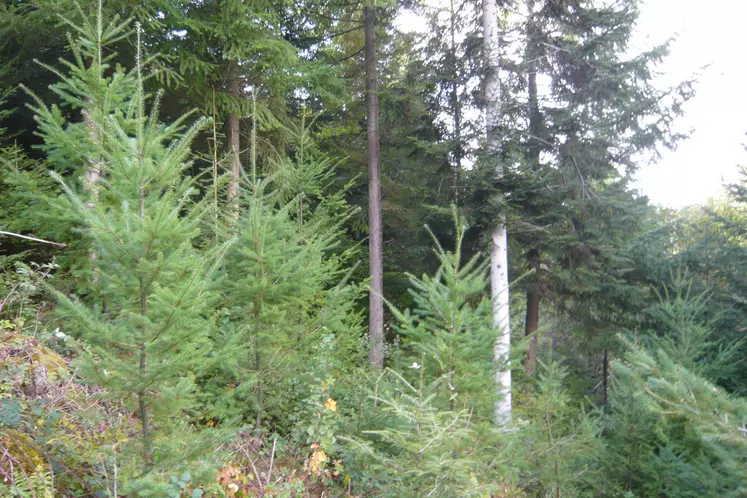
<box><xmin>344</xmin><ymin>368</ymin><xmax>508</xmax><ymax>497</ymax></box>
<box><xmin>0</xmin><ymin>468</ymin><xmax>55</xmax><ymax>498</ymax></box>
<box><xmin>391</xmin><ymin>213</ymin><xmax>497</xmax><ymax>416</ymax></box>
<box><xmin>200</xmin><ymin>118</ymin><xmax>365</xmax><ymax>432</ymax></box>
<box><xmin>642</xmin><ymin>269</ymin><xmax>743</xmax><ymax>385</ymax></box>
<box><xmin>672</xmin><ymin>196</ymin><xmax>747</xmax><ymax>393</ymax></box>
<box><xmin>598</xmin><ymin>282</ymin><xmax>747</xmax><ymax>498</ymax></box>
<box><xmin>2</xmin><ymin>1</ymin><xmax>143</xmax><ymax>292</ymax></box>
<box><xmin>600</xmin><ymin>338</ymin><xmax>746</xmax><ymax>497</ymax></box>
<box><xmin>340</xmin><ymin>217</ymin><xmax>526</xmax><ymax>496</ymax></box>
<box><xmin>21</xmin><ymin>5</ymin><xmax>230</xmax><ymax>492</ymax></box>
<box><xmin>518</xmin><ymin>360</ymin><xmax>602</xmax><ymax>497</ymax></box>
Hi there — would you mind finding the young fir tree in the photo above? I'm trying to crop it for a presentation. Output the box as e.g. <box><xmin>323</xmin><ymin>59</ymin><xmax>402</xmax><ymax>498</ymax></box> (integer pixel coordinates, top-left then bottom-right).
<box><xmin>31</xmin><ymin>10</ymin><xmax>224</xmax><ymax>490</ymax></box>
<box><xmin>673</xmin><ymin>187</ymin><xmax>747</xmax><ymax>393</ymax></box>
<box><xmin>208</xmin><ymin>118</ymin><xmax>363</xmax><ymax>430</ymax></box>
<box><xmin>642</xmin><ymin>269</ymin><xmax>743</xmax><ymax>386</ymax></box>
<box><xmin>344</xmin><ymin>367</ymin><xmax>509</xmax><ymax>497</ymax></box>
<box><xmin>342</xmin><ymin>214</ymin><xmax>525</xmax><ymax>497</ymax></box>
<box><xmin>599</xmin><ymin>275</ymin><xmax>746</xmax><ymax>498</ymax></box>
<box><xmin>518</xmin><ymin>360</ymin><xmax>602</xmax><ymax>496</ymax></box>
<box><xmin>3</xmin><ymin>1</ymin><xmax>140</xmax><ymax>293</ymax></box>
<box><xmin>391</xmin><ymin>211</ymin><xmax>497</xmax><ymax>417</ymax></box>
<box><xmin>601</xmin><ymin>337</ymin><xmax>746</xmax><ymax>497</ymax></box>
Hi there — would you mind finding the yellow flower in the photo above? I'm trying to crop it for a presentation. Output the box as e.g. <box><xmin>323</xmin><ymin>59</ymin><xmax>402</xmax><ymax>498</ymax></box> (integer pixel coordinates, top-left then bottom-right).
<box><xmin>309</xmin><ymin>449</ymin><xmax>329</xmax><ymax>475</ymax></box>
<box><xmin>324</xmin><ymin>397</ymin><xmax>337</xmax><ymax>412</ymax></box>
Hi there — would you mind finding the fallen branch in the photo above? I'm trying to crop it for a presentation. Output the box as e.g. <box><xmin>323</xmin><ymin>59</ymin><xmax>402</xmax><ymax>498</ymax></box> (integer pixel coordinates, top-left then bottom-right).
<box><xmin>0</xmin><ymin>231</ymin><xmax>67</xmax><ymax>248</ymax></box>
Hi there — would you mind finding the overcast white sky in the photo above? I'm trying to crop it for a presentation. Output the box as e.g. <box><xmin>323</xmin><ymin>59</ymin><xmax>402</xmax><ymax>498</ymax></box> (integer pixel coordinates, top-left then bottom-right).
<box><xmin>397</xmin><ymin>0</ymin><xmax>746</xmax><ymax>208</ymax></box>
<box><xmin>631</xmin><ymin>0</ymin><xmax>746</xmax><ymax>208</ymax></box>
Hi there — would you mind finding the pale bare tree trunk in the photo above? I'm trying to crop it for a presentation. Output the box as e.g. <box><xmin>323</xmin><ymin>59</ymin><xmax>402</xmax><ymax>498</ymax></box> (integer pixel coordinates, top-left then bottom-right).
<box><xmin>226</xmin><ymin>59</ymin><xmax>241</xmax><ymax>206</ymax></box>
<box><xmin>84</xmin><ymin>115</ymin><xmax>101</xmax><ymax>204</ymax></box>
<box><xmin>365</xmin><ymin>1</ymin><xmax>384</xmax><ymax>368</ymax></box>
<box><xmin>483</xmin><ymin>0</ymin><xmax>511</xmax><ymax>425</ymax></box>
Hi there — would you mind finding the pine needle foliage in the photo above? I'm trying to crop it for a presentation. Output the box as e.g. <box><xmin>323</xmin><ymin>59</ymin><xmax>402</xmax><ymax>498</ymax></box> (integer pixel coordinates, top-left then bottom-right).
<box><xmin>600</xmin><ymin>336</ymin><xmax>747</xmax><ymax>497</ymax></box>
<box><xmin>209</xmin><ymin>119</ymin><xmax>364</xmax><ymax>429</ymax></box>
<box><xmin>518</xmin><ymin>360</ymin><xmax>602</xmax><ymax>497</ymax></box>
<box><xmin>642</xmin><ymin>268</ymin><xmax>744</xmax><ymax>386</ymax></box>
<box><xmin>391</xmin><ymin>211</ymin><xmax>497</xmax><ymax>418</ymax></box>
<box><xmin>344</xmin><ymin>368</ymin><xmax>506</xmax><ymax>498</ymax></box>
<box><xmin>30</xmin><ymin>6</ymin><xmax>227</xmax><ymax>491</ymax></box>
<box><xmin>14</xmin><ymin>0</ymin><xmax>143</xmax><ymax>291</ymax></box>
<box><xmin>25</xmin><ymin>0</ymin><xmax>137</xmax><ymax>176</ymax></box>
<box><xmin>617</xmin><ymin>337</ymin><xmax>746</xmax><ymax>451</ymax></box>
<box><xmin>341</xmin><ymin>214</ymin><xmax>523</xmax><ymax>497</ymax></box>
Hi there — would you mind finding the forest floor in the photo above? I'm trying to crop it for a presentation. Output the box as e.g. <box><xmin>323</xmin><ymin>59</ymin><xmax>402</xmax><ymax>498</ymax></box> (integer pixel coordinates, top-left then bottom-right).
<box><xmin>0</xmin><ymin>330</ymin><xmax>351</xmax><ymax>497</ymax></box>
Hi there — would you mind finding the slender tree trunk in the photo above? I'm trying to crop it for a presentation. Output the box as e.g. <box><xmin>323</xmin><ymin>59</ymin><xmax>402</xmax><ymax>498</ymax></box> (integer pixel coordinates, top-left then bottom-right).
<box><xmin>525</xmin><ymin>248</ymin><xmax>540</xmax><ymax>376</ymax></box>
<box><xmin>602</xmin><ymin>348</ymin><xmax>608</xmax><ymax>406</ymax></box>
<box><xmin>449</xmin><ymin>0</ymin><xmax>462</xmax><ymax>205</ymax></box>
<box><xmin>138</xmin><ymin>287</ymin><xmax>151</xmax><ymax>463</ymax></box>
<box><xmin>364</xmin><ymin>2</ymin><xmax>384</xmax><ymax>368</ymax></box>
<box><xmin>523</xmin><ymin>0</ymin><xmax>543</xmax><ymax>377</ymax></box>
<box><xmin>83</xmin><ymin>109</ymin><xmax>101</xmax><ymax>281</ymax></box>
<box><xmin>255</xmin><ymin>347</ymin><xmax>263</xmax><ymax>428</ymax></box>
<box><xmin>483</xmin><ymin>0</ymin><xmax>510</xmax><ymax>425</ymax></box>
<box><xmin>84</xmin><ymin>114</ymin><xmax>102</xmax><ymax>204</ymax></box>
<box><xmin>138</xmin><ymin>184</ymin><xmax>152</xmax><ymax>464</ymax></box>
<box><xmin>226</xmin><ymin>59</ymin><xmax>241</xmax><ymax>206</ymax></box>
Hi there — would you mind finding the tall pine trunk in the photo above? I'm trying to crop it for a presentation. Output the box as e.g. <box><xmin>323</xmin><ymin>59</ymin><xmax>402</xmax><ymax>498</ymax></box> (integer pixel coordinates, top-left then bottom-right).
<box><xmin>482</xmin><ymin>0</ymin><xmax>511</xmax><ymax>424</ymax></box>
<box><xmin>365</xmin><ymin>2</ymin><xmax>384</xmax><ymax>368</ymax></box>
<box><xmin>524</xmin><ymin>0</ymin><xmax>542</xmax><ymax>376</ymax></box>
<box><xmin>449</xmin><ymin>0</ymin><xmax>461</xmax><ymax>205</ymax></box>
<box><xmin>525</xmin><ymin>249</ymin><xmax>540</xmax><ymax>376</ymax></box>
<box><xmin>226</xmin><ymin>59</ymin><xmax>241</xmax><ymax>206</ymax></box>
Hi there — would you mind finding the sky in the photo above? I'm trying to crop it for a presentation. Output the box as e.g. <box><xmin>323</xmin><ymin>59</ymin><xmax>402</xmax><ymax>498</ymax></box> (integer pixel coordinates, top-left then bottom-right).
<box><xmin>396</xmin><ymin>0</ymin><xmax>746</xmax><ymax>208</ymax></box>
<box><xmin>631</xmin><ymin>0</ymin><xmax>746</xmax><ymax>208</ymax></box>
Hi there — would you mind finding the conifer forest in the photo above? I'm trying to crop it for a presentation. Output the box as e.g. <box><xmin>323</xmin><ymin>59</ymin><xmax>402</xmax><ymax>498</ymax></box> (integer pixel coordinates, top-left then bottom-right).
<box><xmin>1</xmin><ymin>0</ymin><xmax>745</xmax><ymax>496</ymax></box>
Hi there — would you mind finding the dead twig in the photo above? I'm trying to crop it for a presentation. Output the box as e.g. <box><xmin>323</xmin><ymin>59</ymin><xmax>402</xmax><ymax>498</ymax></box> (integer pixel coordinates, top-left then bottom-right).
<box><xmin>266</xmin><ymin>437</ymin><xmax>276</xmax><ymax>486</ymax></box>
<box><xmin>0</xmin><ymin>231</ymin><xmax>67</xmax><ymax>248</ymax></box>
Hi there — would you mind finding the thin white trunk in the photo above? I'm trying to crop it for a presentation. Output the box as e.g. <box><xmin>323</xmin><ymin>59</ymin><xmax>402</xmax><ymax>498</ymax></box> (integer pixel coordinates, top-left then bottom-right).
<box><xmin>84</xmin><ymin>114</ymin><xmax>102</xmax><ymax>205</ymax></box>
<box><xmin>364</xmin><ymin>2</ymin><xmax>384</xmax><ymax>368</ymax></box>
<box><xmin>491</xmin><ymin>225</ymin><xmax>511</xmax><ymax>424</ymax></box>
<box><xmin>226</xmin><ymin>60</ymin><xmax>241</xmax><ymax>208</ymax></box>
<box><xmin>482</xmin><ymin>0</ymin><xmax>511</xmax><ymax>424</ymax></box>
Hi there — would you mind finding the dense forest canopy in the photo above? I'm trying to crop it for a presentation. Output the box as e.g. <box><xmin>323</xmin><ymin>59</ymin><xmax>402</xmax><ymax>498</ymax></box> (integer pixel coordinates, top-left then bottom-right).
<box><xmin>0</xmin><ymin>0</ymin><xmax>744</xmax><ymax>496</ymax></box>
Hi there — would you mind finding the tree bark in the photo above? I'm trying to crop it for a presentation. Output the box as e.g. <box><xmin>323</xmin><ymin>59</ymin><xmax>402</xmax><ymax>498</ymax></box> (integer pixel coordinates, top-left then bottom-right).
<box><xmin>525</xmin><ymin>248</ymin><xmax>540</xmax><ymax>376</ymax></box>
<box><xmin>483</xmin><ymin>0</ymin><xmax>510</xmax><ymax>425</ymax></box>
<box><xmin>226</xmin><ymin>59</ymin><xmax>242</xmax><ymax>206</ymax></box>
<box><xmin>365</xmin><ymin>2</ymin><xmax>384</xmax><ymax>368</ymax></box>
<box><xmin>83</xmin><ymin>109</ymin><xmax>101</xmax><ymax>281</ymax></box>
<box><xmin>602</xmin><ymin>348</ymin><xmax>608</xmax><ymax>406</ymax></box>
<box><xmin>449</xmin><ymin>0</ymin><xmax>462</xmax><ymax>205</ymax></box>
<box><xmin>524</xmin><ymin>0</ymin><xmax>542</xmax><ymax>377</ymax></box>
<box><xmin>84</xmin><ymin>112</ymin><xmax>102</xmax><ymax>205</ymax></box>
<box><xmin>138</xmin><ymin>185</ymin><xmax>152</xmax><ymax>464</ymax></box>
<box><xmin>526</xmin><ymin>0</ymin><xmax>542</xmax><ymax>169</ymax></box>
